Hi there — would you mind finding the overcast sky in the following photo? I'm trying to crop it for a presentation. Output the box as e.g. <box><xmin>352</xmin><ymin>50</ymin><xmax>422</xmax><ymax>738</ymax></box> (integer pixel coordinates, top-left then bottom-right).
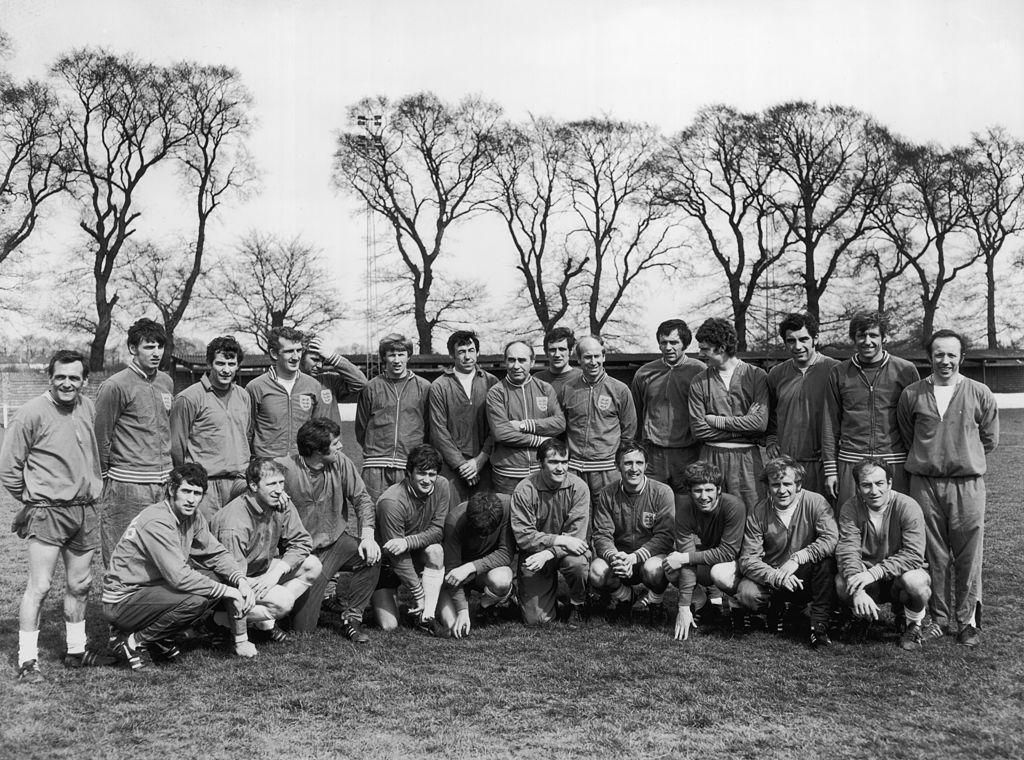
<box><xmin>4</xmin><ymin>0</ymin><xmax>1023</xmax><ymax>351</ymax></box>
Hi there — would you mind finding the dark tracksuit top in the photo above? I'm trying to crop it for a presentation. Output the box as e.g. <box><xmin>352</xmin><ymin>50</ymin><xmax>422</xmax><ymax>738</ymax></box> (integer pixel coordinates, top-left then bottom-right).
<box><xmin>247</xmin><ymin>368</ymin><xmax>321</xmax><ymax>459</ymax></box>
<box><xmin>630</xmin><ymin>357</ymin><xmax>705</xmax><ymax>449</ymax></box>
<box><xmin>356</xmin><ymin>371</ymin><xmax>431</xmax><ymax>471</ymax></box>
<box><xmin>592</xmin><ymin>477</ymin><xmax>674</xmax><ymax>564</ymax></box>
<box><xmin>558</xmin><ymin>371</ymin><xmax>638</xmax><ymax>473</ymax></box>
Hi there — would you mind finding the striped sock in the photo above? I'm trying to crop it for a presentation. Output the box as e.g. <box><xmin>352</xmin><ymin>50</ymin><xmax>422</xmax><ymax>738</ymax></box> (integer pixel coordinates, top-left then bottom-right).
<box><xmin>66</xmin><ymin>621</ymin><xmax>87</xmax><ymax>655</ymax></box>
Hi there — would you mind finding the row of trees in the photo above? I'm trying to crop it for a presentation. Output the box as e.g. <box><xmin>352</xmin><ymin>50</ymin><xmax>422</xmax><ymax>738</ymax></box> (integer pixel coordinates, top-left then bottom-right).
<box><xmin>333</xmin><ymin>94</ymin><xmax>1024</xmax><ymax>351</ymax></box>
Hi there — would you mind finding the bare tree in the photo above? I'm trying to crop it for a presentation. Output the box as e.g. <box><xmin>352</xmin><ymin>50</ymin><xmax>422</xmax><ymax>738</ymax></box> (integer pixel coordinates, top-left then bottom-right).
<box><xmin>486</xmin><ymin>116</ymin><xmax>585</xmax><ymax>333</ymax></box>
<box><xmin>959</xmin><ymin>127</ymin><xmax>1024</xmax><ymax>348</ymax></box>
<box><xmin>207</xmin><ymin>231</ymin><xmax>344</xmax><ymax>353</ymax></box>
<box><xmin>52</xmin><ymin>48</ymin><xmax>189</xmax><ymax>370</ymax></box>
<box><xmin>759</xmin><ymin>102</ymin><xmax>900</xmax><ymax>321</ymax></box>
<box><xmin>332</xmin><ymin>92</ymin><xmax>502</xmax><ymax>352</ymax></box>
<box><xmin>562</xmin><ymin>117</ymin><xmax>682</xmax><ymax>337</ymax></box>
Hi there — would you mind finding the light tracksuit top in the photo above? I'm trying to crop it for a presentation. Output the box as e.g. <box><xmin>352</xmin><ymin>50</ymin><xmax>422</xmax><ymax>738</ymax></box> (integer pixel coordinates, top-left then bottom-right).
<box><xmin>630</xmin><ymin>357</ymin><xmax>705</xmax><ymax>449</ymax></box>
<box><xmin>534</xmin><ymin>367</ymin><xmax>583</xmax><ymax>397</ymax></box>
<box><xmin>313</xmin><ymin>355</ymin><xmax>368</xmax><ymax>427</ymax></box>
<box><xmin>486</xmin><ymin>376</ymin><xmax>565</xmax><ymax>481</ymax></box>
<box><xmin>672</xmin><ymin>492</ymin><xmax>747</xmax><ymax>606</ymax></box>
<box><xmin>211</xmin><ymin>492</ymin><xmax>313</xmax><ymax>578</ymax></box>
<box><xmin>428</xmin><ymin>367</ymin><xmax>499</xmax><ymax>471</ymax></box>
<box><xmin>246</xmin><ymin>368</ymin><xmax>321</xmax><ymax>459</ymax></box>
<box><xmin>558</xmin><ymin>371</ymin><xmax>637</xmax><ymax>473</ymax></box>
<box><xmin>170</xmin><ymin>375</ymin><xmax>251</xmax><ymax>475</ymax></box>
<box><xmin>766</xmin><ymin>355</ymin><xmax>840</xmax><ymax>460</ymax></box>
<box><xmin>355</xmin><ymin>371</ymin><xmax>431</xmax><ymax>471</ymax></box>
<box><xmin>511</xmin><ymin>471</ymin><xmax>589</xmax><ymax>558</ymax></box>
<box><xmin>689</xmin><ymin>360</ymin><xmax>769</xmax><ymax>446</ymax></box>
<box><xmin>592</xmin><ymin>477</ymin><xmax>674</xmax><ymax>563</ymax></box>
<box><xmin>739</xmin><ymin>491</ymin><xmax>838</xmax><ymax>587</ymax></box>
<box><xmin>835</xmin><ymin>491</ymin><xmax>926</xmax><ymax>582</ymax></box>
<box><xmin>95</xmin><ymin>364</ymin><xmax>173</xmax><ymax>483</ymax></box>
<box><xmin>442</xmin><ymin>494</ymin><xmax>515</xmax><ymax>613</ymax></box>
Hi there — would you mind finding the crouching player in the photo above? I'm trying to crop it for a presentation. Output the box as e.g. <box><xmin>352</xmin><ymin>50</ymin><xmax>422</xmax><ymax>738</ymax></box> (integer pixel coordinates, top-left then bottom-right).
<box><xmin>590</xmin><ymin>442</ymin><xmax>674</xmax><ymax>625</ymax></box>
<box><xmin>102</xmin><ymin>464</ymin><xmax>255</xmax><ymax>669</ymax></box>
<box><xmin>437</xmin><ymin>491</ymin><xmax>515</xmax><ymax>638</ymax></box>
<box><xmin>211</xmin><ymin>458</ymin><xmax>322</xmax><ymax>656</ymax></box>
<box><xmin>511</xmin><ymin>439</ymin><xmax>591</xmax><ymax>627</ymax></box>
<box><xmin>663</xmin><ymin>461</ymin><xmax>745</xmax><ymax>640</ymax></box>
<box><xmin>836</xmin><ymin>458</ymin><xmax>931</xmax><ymax>650</ymax></box>
<box><xmin>737</xmin><ymin>456</ymin><xmax>838</xmax><ymax>648</ymax></box>
<box><xmin>372</xmin><ymin>445</ymin><xmax>452</xmax><ymax>637</ymax></box>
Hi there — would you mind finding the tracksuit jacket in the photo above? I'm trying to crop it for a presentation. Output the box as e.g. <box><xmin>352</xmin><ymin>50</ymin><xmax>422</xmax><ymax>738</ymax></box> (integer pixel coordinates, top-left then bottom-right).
<box><xmin>821</xmin><ymin>353</ymin><xmax>920</xmax><ymax>478</ymax></box>
<box><xmin>246</xmin><ymin>368</ymin><xmax>321</xmax><ymax>458</ymax></box>
<box><xmin>766</xmin><ymin>355</ymin><xmax>840</xmax><ymax>460</ymax></box>
<box><xmin>170</xmin><ymin>375</ymin><xmax>251</xmax><ymax>475</ymax></box>
<box><xmin>313</xmin><ymin>355</ymin><xmax>368</xmax><ymax>427</ymax></box>
<box><xmin>428</xmin><ymin>367</ymin><xmax>499</xmax><ymax>471</ymax></box>
<box><xmin>534</xmin><ymin>367</ymin><xmax>583</xmax><ymax>397</ymax></box>
<box><xmin>688</xmin><ymin>361</ymin><xmax>769</xmax><ymax>445</ymax></box>
<box><xmin>630</xmin><ymin>357</ymin><xmax>705</xmax><ymax>449</ymax></box>
<box><xmin>835</xmin><ymin>491</ymin><xmax>927</xmax><ymax>582</ymax></box>
<box><xmin>558</xmin><ymin>371</ymin><xmax>638</xmax><ymax>472</ymax></box>
<box><xmin>511</xmin><ymin>471</ymin><xmax>589</xmax><ymax>557</ymax></box>
<box><xmin>356</xmin><ymin>371</ymin><xmax>431</xmax><ymax>470</ymax></box>
<box><xmin>211</xmin><ymin>492</ymin><xmax>313</xmax><ymax>578</ymax></box>
<box><xmin>0</xmin><ymin>392</ymin><xmax>102</xmax><ymax>505</ymax></box>
<box><xmin>739</xmin><ymin>491</ymin><xmax>838</xmax><ymax>587</ymax></box>
<box><xmin>95</xmin><ymin>364</ymin><xmax>173</xmax><ymax>483</ymax></box>
<box><xmin>672</xmin><ymin>492</ymin><xmax>747</xmax><ymax>605</ymax></box>
<box><xmin>442</xmin><ymin>494</ymin><xmax>515</xmax><ymax>613</ymax></box>
<box><xmin>486</xmin><ymin>376</ymin><xmax>566</xmax><ymax>481</ymax></box>
<box><xmin>592</xmin><ymin>477</ymin><xmax>674</xmax><ymax>563</ymax></box>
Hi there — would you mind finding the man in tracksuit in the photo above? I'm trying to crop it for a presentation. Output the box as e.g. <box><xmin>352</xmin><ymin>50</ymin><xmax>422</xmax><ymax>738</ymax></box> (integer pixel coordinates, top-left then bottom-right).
<box><xmin>486</xmin><ymin>340</ymin><xmax>566</xmax><ymax>495</ymax></box>
<box><xmin>355</xmin><ymin>333</ymin><xmax>431</xmax><ymax>502</ymax></box>
<box><xmin>822</xmin><ymin>312</ymin><xmax>920</xmax><ymax>510</ymax></box>
<box><xmin>300</xmin><ymin>335</ymin><xmax>368</xmax><ymax>428</ymax></box>
<box><xmin>511</xmin><ymin>439</ymin><xmax>591</xmax><ymax>627</ymax></box>
<box><xmin>590</xmin><ymin>442</ymin><xmax>673</xmax><ymax>624</ymax></box>
<box><xmin>737</xmin><ymin>456</ymin><xmax>838</xmax><ymax>649</ymax></box>
<box><xmin>689</xmin><ymin>318</ymin><xmax>769</xmax><ymax>512</ymax></box>
<box><xmin>559</xmin><ymin>336</ymin><xmax>637</xmax><ymax>511</ymax></box>
<box><xmin>897</xmin><ymin>329</ymin><xmax>998</xmax><ymax>648</ymax></box>
<box><xmin>766</xmin><ymin>313</ymin><xmax>840</xmax><ymax>499</ymax></box>
<box><xmin>429</xmin><ymin>330</ymin><xmax>499</xmax><ymax>504</ymax></box>
<box><xmin>247</xmin><ymin>326</ymin><xmax>321</xmax><ymax>458</ymax></box>
<box><xmin>170</xmin><ymin>335</ymin><xmax>252</xmax><ymax>520</ymax></box>
<box><xmin>630</xmin><ymin>318</ymin><xmax>705</xmax><ymax>491</ymax></box>
<box><xmin>95</xmin><ymin>318</ymin><xmax>175</xmax><ymax>566</ymax></box>
<box><xmin>835</xmin><ymin>457</ymin><xmax>931</xmax><ymax>650</ymax></box>
<box><xmin>534</xmin><ymin>326</ymin><xmax>582</xmax><ymax>396</ymax></box>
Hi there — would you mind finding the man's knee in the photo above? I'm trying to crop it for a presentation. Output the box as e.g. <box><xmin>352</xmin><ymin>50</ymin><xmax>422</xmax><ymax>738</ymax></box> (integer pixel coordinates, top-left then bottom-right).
<box><xmin>485</xmin><ymin>566</ymin><xmax>513</xmax><ymax>597</ymax></box>
<box><xmin>559</xmin><ymin>554</ymin><xmax>588</xmax><ymax>580</ymax></box>
<box><xmin>709</xmin><ymin>561</ymin><xmax>738</xmax><ymax>593</ymax></box>
<box><xmin>835</xmin><ymin>574</ymin><xmax>850</xmax><ymax>602</ymax></box>
<box><xmin>735</xmin><ymin>578</ymin><xmax>766</xmax><ymax>612</ymax></box>
<box><xmin>297</xmin><ymin>555</ymin><xmax>323</xmax><ymax>582</ymax></box>
<box><xmin>641</xmin><ymin>557</ymin><xmax>666</xmax><ymax>589</ymax></box>
<box><xmin>589</xmin><ymin>558</ymin><xmax>612</xmax><ymax>588</ymax></box>
<box><xmin>65</xmin><ymin>571</ymin><xmax>93</xmax><ymax>599</ymax></box>
<box><xmin>899</xmin><ymin>569</ymin><xmax>931</xmax><ymax>606</ymax></box>
<box><xmin>421</xmin><ymin>543</ymin><xmax>444</xmax><ymax>569</ymax></box>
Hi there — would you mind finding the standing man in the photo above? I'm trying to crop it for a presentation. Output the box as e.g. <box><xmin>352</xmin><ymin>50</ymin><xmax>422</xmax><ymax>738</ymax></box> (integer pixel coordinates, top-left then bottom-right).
<box><xmin>170</xmin><ymin>335</ymin><xmax>251</xmax><ymax>520</ymax></box>
<box><xmin>429</xmin><ymin>330</ymin><xmax>499</xmax><ymax>504</ymax></box>
<box><xmin>300</xmin><ymin>335</ymin><xmax>367</xmax><ymax>428</ymax></box>
<box><xmin>766</xmin><ymin>313</ymin><xmax>840</xmax><ymax>498</ymax></box>
<box><xmin>689</xmin><ymin>317</ymin><xmax>769</xmax><ymax>511</ymax></box>
<box><xmin>356</xmin><ymin>333</ymin><xmax>431</xmax><ymax>503</ymax></box>
<box><xmin>737</xmin><ymin>456</ymin><xmax>838</xmax><ymax>649</ymax></box>
<box><xmin>589</xmin><ymin>442</ymin><xmax>674</xmax><ymax>623</ymax></box>
<box><xmin>1</xmin><ymin>350</ymin><xmax>109</xmax><ymax>682</ymax></box>
<box><xmin>897</xmin><ymin>329</ymin><xmax>998</xmax><ymax>647</ymax></box>
<box><xmin>247</xmin><ymin>326</ymin><xmax>321</xmax><ymax>459</ymax></box>
<box><xmin>95</xmin><ymin>317</ymin><xmax>174</xmax><ymax>566</ymax></box>
<box><xmin>511</xmin><ymin>439</ymin><xmax>590</xmax><ymax>627</ymax></box>
<box><xmin>534</xmin><ymin>327</ymin><xmax>582</xmax><ymax>395</ymax></box>
<box><xmin>630</xmin><ymin>319</ymin><xmax>704</xmax><ymax>491</ymax></box>
<box><xmin>559</xmin><ymin>336</ymin><xmax>637</xmax><ymax>509</ymax></box>
<box><xmin>822</xmin><ymin>312</ymin><xmax>919</xmax><ymax>509</ymax></box>
<box><xmin>486</xmin><ymin>340</ymin><xmax>565</xmax><ymax>495</ymax></box>
<box><xmin>277</xmin><ymin>418</ymin><xmax>381</xmax><ymax>643</ymax></box>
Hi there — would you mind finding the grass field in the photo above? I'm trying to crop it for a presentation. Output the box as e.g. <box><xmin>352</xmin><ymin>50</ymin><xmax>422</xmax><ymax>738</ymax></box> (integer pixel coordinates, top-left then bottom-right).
<box><xmin>1</xmin><ymin>414</ymin><xmax>1022</xmax><ymax>759</ymax></box>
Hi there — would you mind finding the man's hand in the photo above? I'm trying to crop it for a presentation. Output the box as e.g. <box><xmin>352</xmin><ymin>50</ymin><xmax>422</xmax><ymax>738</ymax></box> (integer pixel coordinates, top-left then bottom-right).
<box><xmin>445</xmin><ymin>563</ymin><xmax>475</xmax><ymax>587</ymax></box>
<box><xmin>555</xmin><ymin>536</ymin><xmax>588</xmax><ymax>556</ymax></box>
<box><xmin>523</xmin><ymin>549</ymin><xmax>554</xmax><ymax>572</ymax></box>
<box><xmin>846</xmin><ymin>570</ymin><xmax>874</xmax><ymax>596</ymax></box>
<box><xmin>765</xmin><ymin>443</ymin><xmax>781</xmax><ymax>459</ymax></box>
<box><xmin>824</xmin><ymin>475</ymin><xmax>839</xmax><ymax>500</ymax></box>
<box><xmin>663</xmin><ymin>551</ymin><xmax>688</xmax><ymax>572</ymax></box>
<box><xmin>610</xmin><ymin>552</ymin><xmax>636</xmax><ymax>579</ymax></box>
<box><xmin>383</xmin><ymin>537</ymin><xmax>409</xmax><ymax>556</ymax></box>
<box><xmin>452</xmin><ymin>610</ymin><xmax>471</xmax><ymax>639</ymax></box>
<box><xmin>852</xmin><ymin>590</ymin><xmax>879</xmax><ymax>620</ymax></box>
<box><xmin>249</xmin><ymin>564</ymin><xmax>286</xmax><ymax>601</ymax></box>
<box><xmin>779</xmin><ymin>574</ymin><xmax>804</xmax><ymax>592</ymax></box>
<box><xmin>674</xmin><ymin>606</ymin><xmax>694</xmax><ymax>641</ymax></box>
<box><xmin>457</xmin><ymin>459</ymin><xmax>479</xmax><ymax>481</ymax></box>
<box><xmin>359</xmin><ymin>537</ymin><xmax>381</xmax><ymax>565</ymax></box>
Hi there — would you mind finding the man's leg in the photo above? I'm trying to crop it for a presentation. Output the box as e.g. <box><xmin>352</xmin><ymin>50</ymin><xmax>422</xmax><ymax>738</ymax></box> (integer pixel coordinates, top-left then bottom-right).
<box><xmin>911</xmin><ymin>475</ymin><xmax>953</xmax><ymax>631</ymax></box>
<box><xmin>797</xmin><ymin>557</ymin><xmax>835</xmax><ymax>628</ymax></box>
<box><xmin>665</xmin><ymin>444</ymin><xmax>702</xmax><ymax>493</ymax></box>
<box><xmin>480</xmin><ymin>566</ymin><xmax>513</xmax><ymax>607</ymax></box>
<box><xmin>416</xmin><ymin>544</ymin><xmax>446</xmax><ymax>622</ymax></box>
<box><xmin>250</xmin><ymin>555</ymin><xmax>324</xmax><ymax>627</ymax></box>
<box><xmin>19</xmin><ymin>538</ymin><xmax>62</xmax><ymax>670</ymax></box>
<box><xmin>894</xmin><ymin>568</ymin><xmax>931</xmax><ymax>623</ymax></box>
<box><xmin>947</xmin><ymin>477</ymin><xmax>985</xmax><ymax>633</ymax></box>
<box><xmin>735</xmin><ymin>577</ymin><xmax>771</xmax><ymax>615</ymax></box>
<box><xmin>558</xmin><ymin>554</ymin><xmax>589</xmax><ymax>609</ymax></box>
<box><xmin>61</xmin><ymin>546</ymin><xmax>95</xmax><ymax>658</ymax></box>
<box><xmin>518</xmin><ymin>560</ymin><xmax>558</xmax><ymax>625</ymax></box>
<box><xmin>105</xmin><ymin>585</ymin><xmax>213</xmax><ymax>646</ymax></box>
<box><xmin>100</xmin><ymin>481</ymin><xmax>164</xmax><ymax>567</ymax></box>
<box><xmin>293</xmin><ymin>535</ymin><xmax>363</xmax><ymax>633</ymax></box>
<box><xmin>836</xmin><ymin>461</ymin><xmax>857</xmax><ymax>514</ymax></box>
<box><xmin>490</xmin><ymin>472</ymin><xmax>523</xmax><ymax>497</ymax></box>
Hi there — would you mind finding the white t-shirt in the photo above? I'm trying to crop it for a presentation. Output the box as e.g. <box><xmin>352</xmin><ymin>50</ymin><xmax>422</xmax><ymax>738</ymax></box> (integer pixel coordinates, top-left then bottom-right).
<box><xmin>933</xmin><ymin>380</ymin><xmax>959</xmax><ymax>419</ymax></box>
<box><xmin>278</xmin><ymin>375</ymin><xmax>297</xmax><ymax>395</ymax></box>
<box><xmin>455</xmin><ymin>370</ymin><xmax>475</xmax><ymax>399</ymax></box>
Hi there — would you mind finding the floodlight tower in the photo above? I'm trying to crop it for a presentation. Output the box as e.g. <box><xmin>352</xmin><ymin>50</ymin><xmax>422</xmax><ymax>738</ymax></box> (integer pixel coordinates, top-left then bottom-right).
<box><xmin>354</xmin><ymin>113</ymin><xmax>384</xmax><ymax>376</ymax></box>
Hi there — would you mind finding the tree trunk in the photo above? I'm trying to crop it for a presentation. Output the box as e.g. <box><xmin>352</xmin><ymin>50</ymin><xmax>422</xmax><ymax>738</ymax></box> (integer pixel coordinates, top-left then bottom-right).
<box><xmin>89</xmin><ymin>302</ymin><xmax>113</xmax><ymax>373</ymax></box>
<box><xmin>413</xmin><ymin>289</ymin><xmax>433</xmax><ymax>354</ymax></box>
<box><xmin>986</xmin><ymin>255</ymin><xmax>997</xmax><ymax>349</ymax></box>
<box><xmin>734</xmin><ymin>306</ymin><xmax>748</xmax><ymax>352</ymax></box>
<box><xmin>162</xmin><ymin>332</ymin><xmax>176</xmax><ymax>373</ymax></box>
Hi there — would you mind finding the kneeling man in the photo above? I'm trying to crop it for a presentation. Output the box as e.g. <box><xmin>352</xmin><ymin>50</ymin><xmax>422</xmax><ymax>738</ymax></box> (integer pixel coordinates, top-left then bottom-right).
<box><xmin>737</xmin><ymin>456</ymin><xmax>838</xmax><ymax>648</ymax></box>
<box><xmin>511</xmin><ymin>439</ymin><xmax>590</xmax><ymax>626</ymax></box>
<box><xmin>212</xmin><ymin>458</ymin><xmax>322</xmax><ymax>656</ymax></box>
<box><xmin>103</xmin><ymin>464</ymin><xmax>254</xmax><ymax>669</ymax></box>
<box><xmin>590</xmin><ymin>442</ymin><xmax>673</xmax><ymax>624</ymax></box>
<box><xmin>836</xmin><ymin>458</ymin><xmax>930</xmax><ymax>650</ymax></box>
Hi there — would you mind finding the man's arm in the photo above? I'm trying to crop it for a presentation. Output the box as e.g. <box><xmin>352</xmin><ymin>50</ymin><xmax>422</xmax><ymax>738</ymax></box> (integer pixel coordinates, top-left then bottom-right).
<box><xmin>896</xmin><ymin>386</ymin><xmax>917</xmax><ymax>453</ymax></box>
<box><xmin>94</xmin><ymin>380</ymin><xmax>123</xmax><ymax>473</ymax></box>
<box><xmin>636</xmin><ymin>485</ymin><xmax>675</xmax><ymax>560</ymax></box>
<box><xmin>486</xmin><ymin>387</ymin><xmax>548</xmax><ymax>447</ymax></box>
<box><xmin>520</xmin><ymin>385</ymin><xmax>566</xmax><ymax>438</ymax></box>
<box><xmin>143</xmin><ymin>520</ymin><xmax>242</xmax><ymax>598</ymax></box>
<box><xmin>870</xmin><ymin>499</ymin><xmax>926</xmax><ymax>581</ymax></box>
<box><xmin>510</xmin><ymin>484</ymin><xmax>559</xmax><ymax>556</ymax></box>
<box><xmin>978</xmin><ymin>386</ymin><xmax>1000</xmax><ymax>454</ymax></box>
<box><xmin>324</xmin><ymin>354</ymin><xmax>368</xmax><ymax>396</ymax></box>
<box><xmin>686</xmin><ymin>375</ymin><xmax>715</xmax><ymax>442</ymax></box>
<box><xmin>276</xmin><ymin>506</ymin><xmax>314</xmax><ymax>571</ymax></box>
<box><xmin>404</xmin><ymin>484</ymin><xmax>450</xmax><ymax>551</ymax></box>
<box><xmin>428</xmin><ymin>381</ymin><xmax>467</xmax><ymax>471</ymax></box>
<box><xmin>834</xmin><ymin>502</ymin><xmax>866</xmax><ymax>580</ymax></box>
<box><xmin>704</xmin><ymin>369</ymin><xmax>769</xmax><ymax>434</ymax></box>
<box><xmin>820</xmin><ymin>366</ymin><xmax>843</xmax><ymax>493</ymax></box>
<box><xmin>0</xmin><ymin>411</ymin><xmax>33</xmax><ymax>501</ymax></box>
<box><xmin>689</xmin><ymin>497</ymin><xmax>745</xmax><ymax>566</ymax></box>
<box><xmin>168</xmin><ymin>392</ymin><xmax>198</xmax><ymax>469</ymax></box>
<box><xmin>737</xmin><ymin>511</ymin><xmax>778</xmax><ymax>587</ymax></box>
<box><xmin>354</xmin><ymin>384</ymin><xmax>372</xmax><ymax>448</ymax></box>
<box><xmin>617</xmin><ymin>384</ymin><xmax>638</xmax><ymax>444</ymax></box>
<box><xmin>629</xmin><ymin>372</ymin><xmax>647</xmax><ymax>437</ymax></box>
<box><xmin>793</xmin><ymin>497</ymin><xmax>839</xmax><ymax>565</ymax></box>
<box><xmin>340</xmin><ymin>456</ymin><xmax>377</xmax><ymax>542</ymax></box>
<box><xmin>591</xmin><ymin>490</ymin><xmax>620</xmax><ymax>562</ymax></box>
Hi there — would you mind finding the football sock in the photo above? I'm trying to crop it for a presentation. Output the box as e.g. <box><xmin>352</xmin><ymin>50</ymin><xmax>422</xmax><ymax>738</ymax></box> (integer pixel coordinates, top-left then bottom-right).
<box><xmin>409</xmin><ymin>584</ymin><xmax>426</xmax><ymax>615</ymax></box>
<box><xmin>65</xmin><ymin>620</ymin><xmax>87</xmax><ymax>655</ymax></box>
<box><xmin>480</xmin><ymin>588</ymin><xmax>509</xmax><ymax>608</ymax></box>
<box><xmin>611</xmin><ymin>584</ymin><xmax>632</xmax><ymax>603</ymax></box>
<box><xmin>967</xmin><ymin>608</ymin><xmax>977</xmax><ymax>627</ymax></box>
<box><xmin>19</xmin><ymin>629</ymin><xmax>39</xmax><ymax>665</ymax></box>
<box><xmin>421</xmin><ymin>568</ymin><xmax>444</xmax><ymax>620</ymax></box>
<box><xmin>646</xmin><ymin>591</ymin><xmax>665</xmax><ymax>605</ymax></box>
<box><xmin>905</xmin><ymin>607</ymin><xmax>926</xmax><ymax>624</ymax></box>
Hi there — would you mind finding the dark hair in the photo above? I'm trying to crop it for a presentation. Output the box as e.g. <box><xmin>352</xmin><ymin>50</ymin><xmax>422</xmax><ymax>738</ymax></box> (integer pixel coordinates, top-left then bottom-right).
<box><xmin>778</xmin><ymin>312</ymin><xmax>819</xmax><ymax>340</ymax></box>
<box><xmin>537</xmin><ymin>437</ymin><xmax>568</xmax><ymax>463</ymax></box>
<box><xmin>48</xmin><ymin>349</ymin><xmax>88</xmax><ymax>379</ymax></box>
<box><xmin>296</xmin><ymin>418</ymin><xmax>341</xmax><ymax>457</ymax></box>
<box><xmin>848</xmin><ymin>312</ymin><xmax>887</xmax><ymax>341</ymax></box>
<box><xmin>206</xmin><ymin>335</ymin><xmax>244</xmax><ymax>366</ymax></box>
<box><xmin>127</xmin><ymin>318</ymin><xmax>166</xmax><ymax>349</ymax></box>
<box><xmin>503</xmin><ymin>340</ymin><xmax>535</xmax><ymax>361</ymax></box>
<box><xmin>378</xmin><ymin>333</ymin><xmax>413</xmax><ymax>360</ymax></box>
<box><xmin>169</xmin><ymin>463</ymin><xmax>208</xmax><ymax>494</ymax></box>
<box><xmin>761</xmin><ymin>455</ymin><xmax>805</xmax><ymax>486</ymax></box>
<box><xmin>656</xmin><ymin>319</ymin><xmax>692</xmax><ymax>347</ymax></box>
<box><xmin>543</xmin><ymin>327</ymin><xmax>576</xmax><ymax>352</ymax></box>
<box><xmin>852</xmin><ymin>457</ymin><xmax>893</xmax><ymax>485</ymax></box>
<box><xmin>245</xmin><ymin>457</ymin><xmax>286</xmax><ymax>487</ymax></box>
<box><xmin>574</xmin><ymin>335</ymin><xmax>605</xmax><ymax>361</ymax></box>
<box><xmin>406</xmin><ymin>444</ymin><xmax>443</xmax><ymax>474</ymax></box>
<box><xmin>616</xmin><ymin>440</ymin><xmax>648</xmax><ymax>465</ymax></box>
<box><xmin>695</xmin><ymin>318</ymin><xmax>738</xmax><ymax>357</ymax></box>
<box><xmin>267</xmin><ymin>326</ymin><xmax>305</xmax><ymax>354</ymax></box>
<box><xmin>447</xmin><ymin>330</ymin><xmax>480</xmax><ymax>355</ymax></box>
<box><xmin>466</xmin><ymin>491</ymin><xmax>505</xmax><ymax>536</ymax></box>
<box><xmin>925</xmin><ymin>328</ymin><xmax>967</xmax><ymax>356</ymax></box>
<box><xmin>682</xmin><ymin>461</ymin><xmax>723</xmax><ymax>490</ymax></box>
